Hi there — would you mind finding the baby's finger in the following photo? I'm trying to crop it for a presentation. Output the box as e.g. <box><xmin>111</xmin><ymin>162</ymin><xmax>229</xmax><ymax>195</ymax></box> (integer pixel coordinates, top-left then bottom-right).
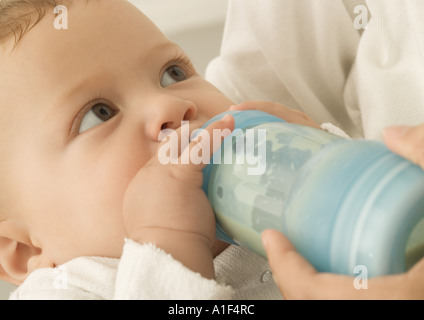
<box><xmin>157</xmin><ymin>122</ymin><xmax>191</xmax><ymax>165</ymax></box>
<box><xmin>180</xmin><ymin>114</ymin><xmax>234</xmax><ymax>172</ymax></box>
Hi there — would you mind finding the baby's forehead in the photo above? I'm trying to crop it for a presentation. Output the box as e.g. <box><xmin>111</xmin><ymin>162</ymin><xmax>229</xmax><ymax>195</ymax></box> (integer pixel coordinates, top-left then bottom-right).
<box><xmin>0</xmin><ymin>1</ymin><xmax>169</xmax><ymax>108</ymax></box>
<box><xmin>8</xmin><ymin>3</ymin><xmax>168</xmax><ymax>73</ymax></box>
<box><xmin>12</xmin><ymin>0</ymin><xmax>163</xmax><ymax>50</ymax></box>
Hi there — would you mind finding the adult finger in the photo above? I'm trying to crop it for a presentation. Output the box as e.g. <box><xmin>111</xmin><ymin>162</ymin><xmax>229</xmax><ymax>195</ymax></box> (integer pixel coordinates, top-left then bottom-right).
<box><xmin>262</xmin><ymin>229</ymin><xmax>372</xmax><ymax>299</ymax></box>
<box><xmin>230</xmin><ymin>101</ymin><xmax>320</xmax><ymax>128</ymax></box>
<box><xmin>262</xmin><ymin>229</ymin><xmax>319</xmax><ymax>299</ymax></box>
<box><xmin>383</xmin><ymin>125</ymin><xmax>424</xmax><ymax>169</ymax></box>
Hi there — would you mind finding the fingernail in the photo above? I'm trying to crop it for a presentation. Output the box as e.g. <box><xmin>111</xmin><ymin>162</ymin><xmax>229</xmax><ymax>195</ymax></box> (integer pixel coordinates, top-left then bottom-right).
<box><xmin>383</xmin><ymin>126</ymin><xmax>410</xmax><ymax>140</ymax></box>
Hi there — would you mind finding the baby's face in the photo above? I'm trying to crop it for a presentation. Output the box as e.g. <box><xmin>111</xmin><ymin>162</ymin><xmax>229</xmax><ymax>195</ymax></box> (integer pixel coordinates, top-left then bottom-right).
<box><xmin>0</xmin><ymin>0</ymin><xmax>233</xmax><ymax>265</ymax></box>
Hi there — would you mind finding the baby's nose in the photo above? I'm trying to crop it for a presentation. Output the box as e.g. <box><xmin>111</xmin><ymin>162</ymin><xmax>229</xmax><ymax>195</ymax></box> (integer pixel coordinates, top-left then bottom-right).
<box><xmin>145</xmin><ymin>97</ymin><xmax>197</xmax><ymax>141</ymax></box>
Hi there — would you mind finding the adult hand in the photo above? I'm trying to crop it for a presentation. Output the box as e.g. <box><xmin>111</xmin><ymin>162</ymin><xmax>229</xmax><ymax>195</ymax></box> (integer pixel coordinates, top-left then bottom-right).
<box><xmin>383</xmin><ymin>124</ymin><xmax>424</xmax><ymax>169</ymax></box>
<box><xmin>260</xmin><ymin>123</ymin><xmax>424</xmax><ymax>299</ymax></box>
<box><xmin>262</xmin><ymin>230</ymin><xmax>424</xmax><ymax>299</ymax></box>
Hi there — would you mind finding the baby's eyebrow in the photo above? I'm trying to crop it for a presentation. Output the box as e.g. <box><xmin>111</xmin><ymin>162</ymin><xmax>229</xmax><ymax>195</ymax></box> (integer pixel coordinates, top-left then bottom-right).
<box><xmin>59</xmin><ymin>80</ymin><xmax>90</xmax><ymax>103</ymax></box>
<box><xmin>53</xmin><ymin>42</ymin><xmax>184</xmax><ymax>105</ymax></box>
<box><xmin>53</xmin><ymin>72</ymin><xmax>114</xmax><ymax>106</ymax></box>
<box><xmin>154</xmin><ymin>42</ymin><xmax>181</xmax><ymax>54</ymax></box>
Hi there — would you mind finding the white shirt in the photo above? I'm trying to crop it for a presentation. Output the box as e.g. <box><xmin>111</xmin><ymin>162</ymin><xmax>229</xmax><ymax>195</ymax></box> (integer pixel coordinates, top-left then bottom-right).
<box><xmin>206</xmin><ymin>0</ymin><xmax>424</xmax><ymax>140</ymax></box>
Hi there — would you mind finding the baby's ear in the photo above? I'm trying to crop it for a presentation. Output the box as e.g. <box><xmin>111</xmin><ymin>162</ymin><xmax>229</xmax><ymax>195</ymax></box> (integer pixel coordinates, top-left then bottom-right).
<box><xmin>0</xmin><ymin>221</ymin><xmax>51</xmax><ymax>286</ymax></box>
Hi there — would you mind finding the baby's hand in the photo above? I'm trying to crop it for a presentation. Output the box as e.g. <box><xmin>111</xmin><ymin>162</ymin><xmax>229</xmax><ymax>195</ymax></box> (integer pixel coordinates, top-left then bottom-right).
<box><xmin>229</xmin><ymin>101</ymin><xmax>321</xmax><ymax>129</ymax></box>
<box><xmin>122</xmin><ymin>115</ymin><xmax>234</xmax><ymax>279</ymax></box>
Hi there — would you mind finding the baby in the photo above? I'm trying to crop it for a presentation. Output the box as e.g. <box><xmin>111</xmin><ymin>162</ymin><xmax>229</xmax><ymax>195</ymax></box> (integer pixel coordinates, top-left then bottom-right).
<box><xmin>0</xmin><ymin>0</ymin><xmax>318</xmax><ymax>299</ymax></box>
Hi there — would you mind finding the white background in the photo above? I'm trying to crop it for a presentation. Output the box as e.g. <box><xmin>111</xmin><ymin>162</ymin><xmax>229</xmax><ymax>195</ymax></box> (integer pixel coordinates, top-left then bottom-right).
<box><xmin>0</xmin><ymin>0</ymin><xmax>228</xmax><ymax>299</ymax></box>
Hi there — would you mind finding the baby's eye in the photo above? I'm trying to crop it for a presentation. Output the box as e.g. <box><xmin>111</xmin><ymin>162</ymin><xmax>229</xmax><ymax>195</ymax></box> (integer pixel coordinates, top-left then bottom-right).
<box><xmin>79</xmin><ymin>103</ymin><xmax>117</xmax><ymax>134</ymax></box>
<box><xmin>160</xmin><ymin>66</ymin><xmax>187</xmax><ymax>87</ymax></box>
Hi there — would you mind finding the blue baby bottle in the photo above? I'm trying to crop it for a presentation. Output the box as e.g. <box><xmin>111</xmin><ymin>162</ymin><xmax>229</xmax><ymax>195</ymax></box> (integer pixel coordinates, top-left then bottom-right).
<box><xmin>201</xmin><ymin>110</ymin><xmax>424</xmax><ymax>277</ymax></box>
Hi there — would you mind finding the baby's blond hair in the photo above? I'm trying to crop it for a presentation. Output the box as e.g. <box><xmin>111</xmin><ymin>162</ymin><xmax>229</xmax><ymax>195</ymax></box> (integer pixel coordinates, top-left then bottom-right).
<box><xmin>0</xmin><ymin>0</ymin><xmax>72</xmax><ymax>46</ymax></box>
